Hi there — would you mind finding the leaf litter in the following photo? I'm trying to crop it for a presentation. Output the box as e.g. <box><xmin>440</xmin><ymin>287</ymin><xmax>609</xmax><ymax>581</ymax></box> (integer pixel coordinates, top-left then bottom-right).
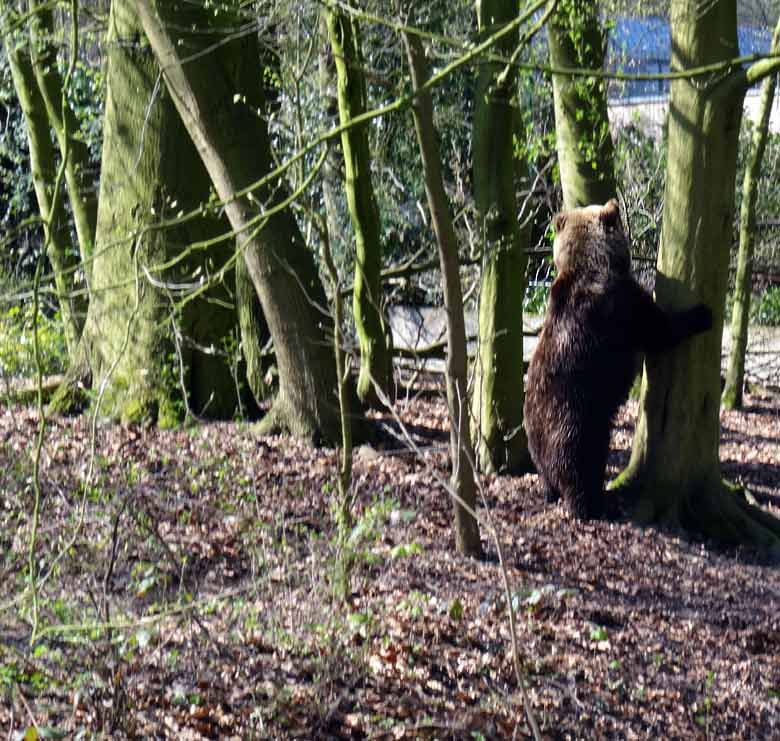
<box><xmin>0</xmin><ymin>385</ymin><xmax>778</xmax><ymax>738</ymax></box>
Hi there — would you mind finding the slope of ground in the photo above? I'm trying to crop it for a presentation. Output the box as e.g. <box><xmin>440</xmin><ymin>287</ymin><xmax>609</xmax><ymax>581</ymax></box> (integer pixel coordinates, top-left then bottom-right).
<box><xmin>0</xmin><ymin>387</ymin><xmax>778</xmax><ymax>739</ymax></box>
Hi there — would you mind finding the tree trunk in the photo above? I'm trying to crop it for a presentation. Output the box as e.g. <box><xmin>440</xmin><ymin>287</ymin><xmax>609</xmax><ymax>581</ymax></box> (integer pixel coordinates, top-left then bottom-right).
<box><xmin>548</xmin><ymin>0</ymin><xmax>617</xmax><ymax>209</ymax></box>
<box><xmin>723</xmin><ymin>16</ymin><xmax>780</xmax><ymax>410</ymax></box>
<box><xmin>471</xmin><ymin>0</ymin><xmax>532</xmax><ymax>474</ymax></box>
<box><xmin>326</xmin><ymin>6</ymin><xmax>392</xmax><ymax>407</ymax></box>
<box><xmin>70</xmin><ymin>0</ymin><xmax>240</xmax><ymax>425</ymax></box>
<box><xmin>135</xmin><ymin>0</ymin><xmax>343</xmax><ymax>443</ymax></box>
<box><xmin>613</xmin><ymin>0</ymin><xmax>780</xmax><ymax>553</ymax></box>
<box><xmin>235</xmin><ymin>251</ymin><xmax>270</xmax><ymax>405</ymax></box>
<box><xmin>318</xmin><ymin>14</ymin><xmax>346</xmax><ymax>266</ymax></box>
<box><xmin>27</xmin><ymin>0</ymin><xmax>97</xmax><ymax>272</ymax></box>
<box><xmin>6</xmin><ymin>42</ymin><xmax>84</xmax><ymax>356</ymax></box>
<box><xmin>404</xmin><ymin>32</ymin><xmax>483</xmax><ymax>558</ymax></box>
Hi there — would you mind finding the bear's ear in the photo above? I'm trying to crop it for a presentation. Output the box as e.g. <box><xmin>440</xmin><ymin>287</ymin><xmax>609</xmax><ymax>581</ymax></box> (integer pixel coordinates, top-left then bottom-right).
<box><xmin>600</xmin><ymin>199</ymin><xmax>620</xmax><ymax>227</ymax></box>
<box><xmin>553</xmin><ymin>212</ymin><xmax>566</xmax><ymax>233</ymax></box>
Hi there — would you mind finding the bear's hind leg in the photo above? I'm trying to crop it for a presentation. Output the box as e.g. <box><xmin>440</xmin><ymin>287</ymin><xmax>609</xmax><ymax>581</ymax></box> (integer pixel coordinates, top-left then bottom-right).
<box><xmin>541</xmin><ymin>481</ymin><xmax>561</xmax><ymax>504</ymax></box>
<box><xmin>563</xmin><ymin>431</ymin><xmax>610</xmax><ymax>520</ymax></box>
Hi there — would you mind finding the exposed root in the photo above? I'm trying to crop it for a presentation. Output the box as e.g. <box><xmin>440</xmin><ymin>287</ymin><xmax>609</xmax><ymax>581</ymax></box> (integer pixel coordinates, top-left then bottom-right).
<box><xmin>256</xmin><ymin>392</ymin><xmax>373</xmax><ymax>447</ymax></box>
<box><xmin>47</xmin><ymin>350</ymin><xmax>91</xmax><ymax>416</ymax></box>
<box><xmin>681</xmin><ymin>482</ymin><xmax>780</xmax><ymax>556</ymax></box>
<box><xmin>611</xmin><ymin>473</ymin><xmax>780</xmax><ymax>557</ymax></box>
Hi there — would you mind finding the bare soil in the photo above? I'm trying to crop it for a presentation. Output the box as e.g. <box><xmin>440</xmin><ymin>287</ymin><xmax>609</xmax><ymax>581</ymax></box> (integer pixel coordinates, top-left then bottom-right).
<box><xmin>0</xmin><ymin>386</ymin><xmax>778</xmax><ymax>739</ymax></box>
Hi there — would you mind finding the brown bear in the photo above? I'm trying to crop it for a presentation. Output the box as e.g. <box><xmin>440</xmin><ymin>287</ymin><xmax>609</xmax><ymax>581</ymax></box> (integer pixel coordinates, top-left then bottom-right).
<box><xmin>523</xmin><ymin>199</ymin><xmax>712</xmax><ymax>520</ymax></box>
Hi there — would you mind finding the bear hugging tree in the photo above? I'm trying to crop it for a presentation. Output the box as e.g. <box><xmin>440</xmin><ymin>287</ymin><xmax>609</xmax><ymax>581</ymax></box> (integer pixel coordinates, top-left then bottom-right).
<box><xmin>524</xmin><ymin>199</ymin><xmax>713</xmax><ymax>520</ymax></box>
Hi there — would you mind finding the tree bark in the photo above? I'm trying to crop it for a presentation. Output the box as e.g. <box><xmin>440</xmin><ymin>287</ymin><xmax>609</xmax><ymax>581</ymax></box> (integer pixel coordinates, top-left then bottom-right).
<box><xmin>26</xmin><ymin>0</ymin><xmax>97</xmax><ymax>273</ymax></box>
<box><xmin>5</xmin><ymin>41</ymin><xmax>84</xmax><ymax>356</ymax></box>
<box><xmin>723</xmin><ymin>16</ymin><xmax>780</xmax><ymax>410</ymax></box>
<box><xmin>64</xmin><ymin>0</ymin><xmax>240</xmax><ymax>425</ymax></box>
<box><xmin>612</xmin><ymin>0</ymin><xmax>780</xmax><ymax>553</ymax></box>
<box><xmin>235</xmin><ymin>250</ymin><xmax>270</xmax><ymax>405</ymax></box>
<box><xmin>471</xmin><ymin>0</ymin><xmax>532</xmax><ymax>474</ymax></box>
<box><xmin>404</xmin><ymin>32</ymin><xmax>482</xmax><ymax>559</ymax></box>
<box><xmin>326</xmin><ymin>6</ymin><xmax>392</xmax><ymax>407</ymax></box>
<box><xmin>548</xmin><ymin>0</ymin><xmax>617</xmax><ymax>209</ymax></box>
<box><xmin>318</xmin><ymin>14</ymin><xmax>346</xmax><ymax>271</ymax></box>
<box><xmin>134</xmin><ymin>0</ymin><xmax>344</xmax><ymax>443</ymax></box>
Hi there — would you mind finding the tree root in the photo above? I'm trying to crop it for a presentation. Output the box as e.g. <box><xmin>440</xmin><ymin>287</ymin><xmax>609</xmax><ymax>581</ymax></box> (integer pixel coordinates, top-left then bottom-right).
<box><xmin>255</xmin><ymin>397</ymin><xmax>325</xmax><ymax>444</ymax></box>
<box><xmin>256</xmin><ymin>392</ymin><xmax>373</xmax><ymax>447</ymax></box>
<box><xmin>610</xmin><ymin>475</ymin><xmax>780</xmax><ymax>558</ymax></box>
<box><xmin>681</xmin><ymin>482</ymin><xmax>780</xmax><ymax>556</ymax></box>
<box><xmin>47</xmin><ymin>343</ymin><xmax>91</xmax><ymax>416</ymax></box>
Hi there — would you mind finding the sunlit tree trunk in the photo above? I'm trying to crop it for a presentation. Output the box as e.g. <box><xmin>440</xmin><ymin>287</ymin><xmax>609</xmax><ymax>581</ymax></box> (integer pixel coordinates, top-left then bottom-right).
<box><xmin>6</xmin><ymin>42</ymin><xmax>83</xmax><ymax>356</ymax></box>
<box><xmin>548</xmin><ymin>0</ymin><xmax>616</xmax><ymax>209</ymax></box>
<box><xmin>614</xmin><ymin>0</ymin><xmax>780</xmax><ymax>552</ymax></box>
<box><xmin>326</xmin><ymin>6</ymin><xmax>392</xmax><ymax>406</ymax></box>
<box><xmin>318</xmin><ymin>14</ymin><xmax>345</xmax><ymax>274</ymax></box>
<box><xmin>404</xmin><ymin>31</ymin><xmax>483</xmax><ymax>559</ymax></box>
<box><xmin>723</xmin><ymin>16</ymin><xmax>780</xmax><ymax>410</ymax></box>
<box><xmin>135</xmin><ymin>0</ymin><xmax>344</xmax><ymax>443</ymax></box>
<box><xmin>471</xmin><ymin>0</ymin><xmax>532</xmax><ymax>474</ymax></box>
<box><xmin>27</xmin><ymin>0</ymin><xmax>97</xmax><ymax>273</ymax></box>
<box><xmin>58</xmin><ymin>0</ymin><xmax>240</xmax><ymax>425</ymax></box>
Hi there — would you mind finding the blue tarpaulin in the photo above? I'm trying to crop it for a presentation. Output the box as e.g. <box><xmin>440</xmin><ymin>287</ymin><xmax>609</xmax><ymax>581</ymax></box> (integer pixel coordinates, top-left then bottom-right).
<box><xmin>606</xmin><ymin>17</ymin><xmax>772</xmax><ymax>99</ymax></box>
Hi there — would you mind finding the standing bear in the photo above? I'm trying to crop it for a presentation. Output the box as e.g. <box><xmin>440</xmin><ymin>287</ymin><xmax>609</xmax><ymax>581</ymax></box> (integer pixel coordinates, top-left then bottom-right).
<box><xmin>523</xmin><ymin>199</ymin><xmax>712</xmax><ymax>520</ymax></box>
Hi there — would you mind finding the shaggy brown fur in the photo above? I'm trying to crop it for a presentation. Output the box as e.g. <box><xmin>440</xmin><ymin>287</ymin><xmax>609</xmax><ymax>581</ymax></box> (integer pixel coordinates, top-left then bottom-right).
<box><xmin>523</xmin><ymin>200</ymin><xmax>713</xmax><ymax>519</ymax></box>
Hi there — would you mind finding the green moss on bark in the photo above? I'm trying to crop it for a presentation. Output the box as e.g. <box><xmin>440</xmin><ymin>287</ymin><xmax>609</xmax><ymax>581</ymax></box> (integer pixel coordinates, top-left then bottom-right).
<box><xmin>136</xmin><ymin>0</ymin><xmax>345</xmax><ymax>444</ymax></box>
<box><xmin>471</xmin><ymin>0</ymin><xmax>532</xmax><ymax>475</ymax></box>
<box><xmin>6</xmin><ymin>43</ymin><xmax>84</xmax><ymax>357</ymax></box>
<box><xmin>327</xmin><ymin>8</ymin><xmax>392</xmax><ymax>406</ymax></box>
<box><xmin>74</xmin><ymin>0</ymin><xmax>240</xmax><ymax>425</ymax></box>
<box><xmin>615</xmin><ymin>0</ymin><xmax>780</xmax><ymax>553</ymax></box>
<box><xmin>548</xmin><ymin>0</ymin><xmax>617</xmax><ymax>209</ymax></box>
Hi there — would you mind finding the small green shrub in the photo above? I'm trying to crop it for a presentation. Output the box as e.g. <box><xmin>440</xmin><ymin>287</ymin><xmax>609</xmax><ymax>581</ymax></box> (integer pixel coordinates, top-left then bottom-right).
<box><xmin>524</xmin><ymin>283</ymin><xmax>550</xmax><ymax>315</ymax></box>
<box><xmin>753</xmin><ymin>286</ymin><xmax>780</xmax><ymax>326</ymax></box>
<box><xmin>0</xmin><ymin>303</ymin><xmax>68</xmax><ymax>380</ymax></box>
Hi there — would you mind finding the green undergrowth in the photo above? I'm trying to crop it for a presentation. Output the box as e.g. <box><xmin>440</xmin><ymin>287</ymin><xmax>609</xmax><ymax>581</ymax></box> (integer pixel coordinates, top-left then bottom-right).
<box><xmin>0</xmin><ymin>303</ymin><xmax>68</xmax><ymax>380</ymax></box>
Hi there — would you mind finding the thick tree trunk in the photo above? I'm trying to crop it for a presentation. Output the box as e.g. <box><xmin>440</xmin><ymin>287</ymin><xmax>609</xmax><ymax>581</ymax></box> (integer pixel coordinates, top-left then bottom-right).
<box><xmin>69</xmin><ymin>0</ymin><xmax>240</xmax><ymax>425</ymax></box>
<box><xmin>326</xmin><ymin>7</ymin><xmax>392</xmax><ymax>407</ymax></box>
<box><xmin>6</xmin><ymin>42</ymin><xmax>84</xmax><ymax>356</ymax></box>
<box><xmin>404</xmin><ymin>32</ymin><xmax>482</xmax><ymax>559</ymax></box>
<box><xmin>27</xmin><ymin>0</ymin><xmax>97</xmax><ymax>272</ymax></box>
<box><xmin>471</xmin><ymin>0</ymin><xmax>532</xmax><ymax>474</ymax></box>
<box><xmin>723</xmin><ymin>17</ymin><xmax>780</xmax><ymax>410</ymax></box>
<box><xmin>613</xmin><ymin>0</ymin><xmax>780</xmax><ymax>553</ymax></box>
<box><xmin>548</xmin><ymin>0</ymin><xmax>617</xmax><ymax>209</ymax></box>
<box><xmin>135</xmin><ymin>0</ymin><xmax>343</xmax><ymax>443</ymax></box>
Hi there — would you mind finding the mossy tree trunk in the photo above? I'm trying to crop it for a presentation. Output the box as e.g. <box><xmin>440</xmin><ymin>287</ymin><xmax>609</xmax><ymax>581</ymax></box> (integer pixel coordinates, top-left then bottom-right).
<box><xmin>5</xmin><ymin>41</ymin><xmax>84</xmax><ymax>356</ymax></box>
<box><xmin>318</xmin><ymin>14</ymin><xmax>345</xmax><ymax>264</ymax></box>
<box><xmin>613</xmin><ymin>0</ymin><xmax>780</xmax><ymax>554</ymax></box>
<box><xmin>69</xmin><ymin>0</ymin><xmax>240</xmax><ymax>425</ymax></box>
<box><xmin>471</xmin><ymin>0</ymin><xmax>532</xmax><ymax>474</ymax></box>
<box><xmin>326</xmin><ymin>6</ymin><xmax>392</xmax><ymax>407</ymax></box>
<box><xmin>135</xmin><ymin>0</ymin><xmax>343</xmax><ymax>443</ymax></box>
<box><xmin>548</xmin><ymin>0</ymin><xmax>616</xmax><ymax>209</ymax></box>
<box><xmin>27</xmin><ymin>0</ymin><xmax>97</xmax><ymax>273</ymax></box>
<box><xmin>404</xmin><ymin>31</ymin><xmax>483</xmax><ymax>559</ymax></box>
<box><xmin>723</xmin><ymin>16</ymin><xmax>780</xmax><ymax>410</ymax></box>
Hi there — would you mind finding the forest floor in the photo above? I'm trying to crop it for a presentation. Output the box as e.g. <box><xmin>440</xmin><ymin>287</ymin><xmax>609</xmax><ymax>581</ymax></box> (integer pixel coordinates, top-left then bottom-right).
<box><xmin>0</xmin><ymin>384</ymin><xmax>779</xmax><ymax>739</ymax></box>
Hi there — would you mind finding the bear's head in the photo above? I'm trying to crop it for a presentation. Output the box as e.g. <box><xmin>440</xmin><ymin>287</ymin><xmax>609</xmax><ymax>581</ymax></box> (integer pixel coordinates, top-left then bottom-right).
<box><xmin>551</xmin><ymin>199</ymin><xmax>631</xmax><ymax>278</ymax></box>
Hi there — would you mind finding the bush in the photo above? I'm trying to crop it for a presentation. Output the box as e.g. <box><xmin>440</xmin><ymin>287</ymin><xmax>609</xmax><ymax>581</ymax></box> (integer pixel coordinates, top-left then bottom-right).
<box><xmin>753</xmin><ymin>286</ymin><xmax>780</xmax><ymax>326</ymax></box>
<box><xmin>0</xmin><ymin>302</ymin><xmax>68</xmax><ymax>381</ymax></box>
